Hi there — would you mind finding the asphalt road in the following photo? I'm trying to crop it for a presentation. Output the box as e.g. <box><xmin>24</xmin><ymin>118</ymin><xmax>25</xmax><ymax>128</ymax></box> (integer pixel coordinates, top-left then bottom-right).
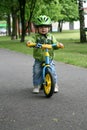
<box><xmin>0</xmin><ymin>49</ymin><xmax>87</xmax><ymax>130</ymax></box>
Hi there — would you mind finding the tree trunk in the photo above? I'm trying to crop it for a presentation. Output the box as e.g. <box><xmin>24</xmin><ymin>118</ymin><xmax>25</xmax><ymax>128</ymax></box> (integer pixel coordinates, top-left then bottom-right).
<box><xmin>58</xmin><ymin>21</ymin><xmax>63</xmax><ymax>32</ymax></box>
<box><xmin>79</xmin><ymin>0</ymin><xmax>86</xmax><ymax>43</ymax></box>
<box><xmin>19</xmin><ymin>0</ymin><xmax>26</xmax><ymax>42</ymax></box>
<box><xmin>25</xmin><ymin>0</ymin><xmax>37</xmax><ymax>35</ymax></box>
<box><xmin>7</xmin><ymin>14</ymin><xmax>11</xmax><ymax>36</ymax></box>
<box><xmin>18</xmin><ymin>15</ymin><xmax>21</xmax><ymax>38</ymax></box>
<box><xmin>11</xmin><ymin>8</ymin><xmax>17</xmax><ymax>40</ymax></box>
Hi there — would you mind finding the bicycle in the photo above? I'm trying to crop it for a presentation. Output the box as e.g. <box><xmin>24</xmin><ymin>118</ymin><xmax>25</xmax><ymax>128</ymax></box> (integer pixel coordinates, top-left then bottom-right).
<box><xmin>27</xmin><ymin>42</ymin><xmax>64</xmax><ymax>98</ymax></box>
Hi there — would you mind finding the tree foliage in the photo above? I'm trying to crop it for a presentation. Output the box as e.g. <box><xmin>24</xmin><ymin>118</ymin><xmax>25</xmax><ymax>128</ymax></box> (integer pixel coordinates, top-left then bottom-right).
<box><xmin>0</xmin><ymin>0</ymin><xmax>86</xmax><ymax>42</ymax></box>
<box><xmin>59</xmin><ymin>0</ymin><xmax>79</xmax><ymax>21</ymax></box>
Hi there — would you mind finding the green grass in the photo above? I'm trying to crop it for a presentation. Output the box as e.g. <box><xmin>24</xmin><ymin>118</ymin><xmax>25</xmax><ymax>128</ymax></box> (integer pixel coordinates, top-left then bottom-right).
<box><xmin>53</xmin><ymin>30</ymin><xmax>80</xmax><ymax>41</ymax></box>
<box><xmin>0</xmin><ymin>30</ymin><xmax>87</xmax><ymax>68</ymax></box>
<box><xmin>54</xmin><ymin>42</ymin><xmax>87</xmax><ymax>68</ymax></box>
<box><xmin>0</xmin><ymin>37</ymin><xmax>33</xmax><ymax>55</ymax></box>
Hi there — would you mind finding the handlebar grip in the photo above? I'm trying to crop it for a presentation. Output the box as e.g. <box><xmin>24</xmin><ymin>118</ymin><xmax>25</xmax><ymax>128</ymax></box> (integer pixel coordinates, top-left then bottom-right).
<box><xmin>57</xmin><ymin>43</ymin><xmax>64</xmax><ymax>49</ymax></box>
<box><xmin>26</xmin><ymin>42</ymin><xmax>36</xmax><ymax>47</ymax></box>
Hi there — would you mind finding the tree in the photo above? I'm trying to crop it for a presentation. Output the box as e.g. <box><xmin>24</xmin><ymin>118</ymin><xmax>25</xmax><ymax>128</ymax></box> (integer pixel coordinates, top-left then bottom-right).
<box><xmin>58</xmin><ymin>0</ymin><xmax>79</xmax><ymax>32</ymax></box>
<box><xmin>0</xmin><ymin>0</ymin><xmax>19</xmax><ymax>38</ymax></box>
<box><xmin>78</xmin><ymin>0</ymin><xmax>86</xmax><ymax>42</ymax></box>
<box><xmin>11</xmin><ymin>0</ymin><xmax>19</xmax><ymax>39</ymax></box>
<box><xmin>0</xmin><ymin>0</ymin><xmax>11</xmax><ymax>35</ymax></box>
<box><xmin>18</xmin><ymin>0</ymin><xmax>37</xmax><ymax>41</ymax></box>
<box><xmin>25</xmin><ymin>0</ymin><xmax>37</xmax><ymax>34</ymax></box>
<box><xmin>18</xmin><ymin>0</ymin><xmax>26</xmax><ymax>42</ymax></box>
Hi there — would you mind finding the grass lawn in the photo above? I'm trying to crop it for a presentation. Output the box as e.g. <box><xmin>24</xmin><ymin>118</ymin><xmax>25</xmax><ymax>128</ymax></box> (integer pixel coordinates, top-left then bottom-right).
<box><xmin>0</xmin><ymin>30</ymin><xmax>87</xmax><ymax>68</ymax></box>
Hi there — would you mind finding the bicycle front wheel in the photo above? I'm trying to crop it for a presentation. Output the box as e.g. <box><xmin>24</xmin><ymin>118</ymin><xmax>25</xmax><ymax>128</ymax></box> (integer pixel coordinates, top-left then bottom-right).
<box><xmin>43</xmin><ymin>70</ymin><xmax>55</xmax><ymax>98</ymax></box>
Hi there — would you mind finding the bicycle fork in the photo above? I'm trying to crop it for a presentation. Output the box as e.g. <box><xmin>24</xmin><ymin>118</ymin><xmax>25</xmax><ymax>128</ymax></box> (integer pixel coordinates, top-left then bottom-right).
<box><xmin>42</xmin><ymin>48</ymin><xmax>52</xmax><ymax>85</ymax></box>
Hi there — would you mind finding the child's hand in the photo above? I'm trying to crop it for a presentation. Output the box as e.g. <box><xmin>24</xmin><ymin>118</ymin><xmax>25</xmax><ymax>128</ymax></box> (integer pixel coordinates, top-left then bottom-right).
<box><xmin>35</xmin><ymin>43</ymin><xmax>42</xmax><ymax>48</ymax></box>
<box><xmin>57</xmin><ymin>43</ymin><xmax>64</xmax><ymax>49</ymax></box>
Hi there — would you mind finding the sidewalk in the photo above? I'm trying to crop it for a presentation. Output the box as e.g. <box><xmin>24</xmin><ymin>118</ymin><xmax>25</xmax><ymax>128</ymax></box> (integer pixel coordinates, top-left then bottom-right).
<box><xmin>0</xmin><ymin>48</ymin><xmax>87</xmax><ymax>130</ymax></box>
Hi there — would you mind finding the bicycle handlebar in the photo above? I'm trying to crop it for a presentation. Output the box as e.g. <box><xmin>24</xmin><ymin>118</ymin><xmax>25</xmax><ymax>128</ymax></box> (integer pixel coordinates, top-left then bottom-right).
<box><xmin>26</xmin><ymin>42</ymin><xmax>64</xmax><ymax>49</ymax></box>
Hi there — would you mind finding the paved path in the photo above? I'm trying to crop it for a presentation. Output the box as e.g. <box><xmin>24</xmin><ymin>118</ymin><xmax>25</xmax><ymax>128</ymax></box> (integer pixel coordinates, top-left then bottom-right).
<box><xmin>0</xmin><ymin>49</ymin><xmax>87</xmax><ymax>130</ymax></box>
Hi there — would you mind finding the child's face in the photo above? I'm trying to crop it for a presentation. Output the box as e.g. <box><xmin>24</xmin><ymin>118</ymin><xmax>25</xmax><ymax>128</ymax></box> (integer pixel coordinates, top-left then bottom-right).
<box><xmin>38</xmin><ymin>26</ymin><xmax>50</xmax><ymax>35</ymax></box>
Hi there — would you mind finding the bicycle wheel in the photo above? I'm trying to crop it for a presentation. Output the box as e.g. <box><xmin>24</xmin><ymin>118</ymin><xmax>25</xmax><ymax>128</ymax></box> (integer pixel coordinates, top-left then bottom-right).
<box><xmin>43</xmin><ymin>70</ymin><xmax>55</xmax><ymax>98</ymax></box>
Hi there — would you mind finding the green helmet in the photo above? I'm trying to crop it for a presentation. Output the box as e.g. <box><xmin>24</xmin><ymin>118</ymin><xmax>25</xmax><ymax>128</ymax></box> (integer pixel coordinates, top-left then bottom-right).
<box><xmin>35</xmin><ymin>15</ymin><xmax>52</xmax><ymax>27</ymax></box>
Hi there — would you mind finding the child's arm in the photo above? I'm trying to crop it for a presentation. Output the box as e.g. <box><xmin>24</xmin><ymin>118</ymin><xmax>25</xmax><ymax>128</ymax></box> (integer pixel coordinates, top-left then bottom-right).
<box><xmin>52</xmin><ymin>35</ymin><xmax>64</xmax><ymax>49</ymax></box>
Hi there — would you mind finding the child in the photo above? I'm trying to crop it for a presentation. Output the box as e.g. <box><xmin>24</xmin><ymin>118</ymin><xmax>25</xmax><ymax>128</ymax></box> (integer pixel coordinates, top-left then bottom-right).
<box><xmin>26</xmin><ymin>15</ymin><xmax>64</xmax><ymax>94</ymax></box>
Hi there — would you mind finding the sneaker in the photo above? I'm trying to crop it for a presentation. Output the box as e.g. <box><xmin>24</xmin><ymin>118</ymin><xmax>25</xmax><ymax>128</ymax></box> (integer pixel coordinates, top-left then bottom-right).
<box><xmin>33</xmin><ymin>87</ymin><xmax>40</xmax><ymax>94</ymax></box>
<box><xmin>54</xmin><ymin>84</ymin><xmax>59</xmax><ymax>93</ymax></box>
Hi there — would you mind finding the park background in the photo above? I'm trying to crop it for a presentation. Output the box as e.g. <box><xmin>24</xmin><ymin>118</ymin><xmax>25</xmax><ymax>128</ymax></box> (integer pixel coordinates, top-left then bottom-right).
<box><xmin>0</xmin><ymin>0</ymin><xmax>87</xmax><ymax>68</ymax></box>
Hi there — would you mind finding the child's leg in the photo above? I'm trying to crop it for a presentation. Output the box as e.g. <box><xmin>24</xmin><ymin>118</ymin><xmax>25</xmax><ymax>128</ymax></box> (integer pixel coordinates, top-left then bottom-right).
<box><xmin>50</xmin><ymin>60</ymin><xmax>58</xmax><ymax>83</ymax></box>
<box><xmin>50</xmin><ymin>60</ymin><xmax>59</xmax><ymax>93</ymax></box>
<box><xmin>33</xmin><ymin>60</ymin><xmax>43</xmax><ymax>93</ymax></box>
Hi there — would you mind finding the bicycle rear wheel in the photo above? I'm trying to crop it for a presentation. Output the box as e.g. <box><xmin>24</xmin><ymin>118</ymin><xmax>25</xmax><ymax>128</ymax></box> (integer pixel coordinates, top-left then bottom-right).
<box><xmin>43</xmin><ymin>70</ymin><xmax>55</xmax><ymax>98</ymax></box>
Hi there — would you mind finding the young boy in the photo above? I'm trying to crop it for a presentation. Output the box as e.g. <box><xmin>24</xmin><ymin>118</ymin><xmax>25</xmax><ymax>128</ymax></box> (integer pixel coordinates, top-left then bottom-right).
<box><xmin>26</xmin><ymin>15</ymin><xmax>64</xmax><ymax>94</ymax></box>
